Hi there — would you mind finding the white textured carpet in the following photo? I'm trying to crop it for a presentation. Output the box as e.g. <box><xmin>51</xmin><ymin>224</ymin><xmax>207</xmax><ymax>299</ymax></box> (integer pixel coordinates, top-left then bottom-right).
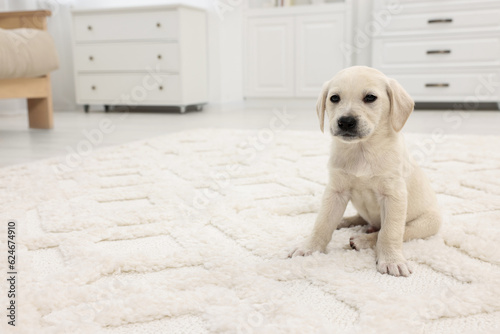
<box><xmin>1</xmin><ymin>129</ymin><xmax>500</xmax><ymax>334</ymax></box>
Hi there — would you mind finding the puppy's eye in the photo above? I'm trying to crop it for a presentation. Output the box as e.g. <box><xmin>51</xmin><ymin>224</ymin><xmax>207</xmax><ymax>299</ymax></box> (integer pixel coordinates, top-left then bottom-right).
<box><xmin>330</xmin><ymin>95</ymin><xmax>340</xmax><ymax>103</ymax></box>
<box><xmin>363</xmin><ymin>94</ymin><xmax>377</xmax><ymax>103</ymax></box>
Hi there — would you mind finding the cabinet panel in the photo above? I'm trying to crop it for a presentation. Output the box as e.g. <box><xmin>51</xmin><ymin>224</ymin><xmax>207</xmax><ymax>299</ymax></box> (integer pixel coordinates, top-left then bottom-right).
<box><xmin>381</xmin><ymin>9</ymin><xmax>500</xmax><ymax>34</ymax></box>
<box><xmin>74</xmin><ymin>10</ymin><xmax>178</xmax><ymax>42</ymax></box>
<box><xmin>374</xmin><ymin>36</ymin><xmax>500</xmax><ymax>69</ymax></box>
<box><xmin>295</xmin><ymin>14</ymin><xmax>345</xmax><ymax>97</ymax></box>
<box><xmin>245</xmin><ymin>17</ymin><xmax>294</xmax><ymax>97</ymax></box>
<box><xmin>74</xmin><ymin>43</ymin><xmax>179</xmax><ymax>73</ymax></box>
<box><xmin>388</xmin><ymin>72</ymin><xmax>500</xmax><ymax>101</ymax></box>
<box><xmin>76</xmin><ymin>74</ymin><xmax>181</xmax><ymax>103</ymax></box>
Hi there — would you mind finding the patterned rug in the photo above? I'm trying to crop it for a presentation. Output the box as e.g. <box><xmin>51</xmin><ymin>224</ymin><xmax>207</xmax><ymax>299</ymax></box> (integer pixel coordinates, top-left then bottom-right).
<box><xmin>1</xmin><ymin>129</ymin><xmax>499</xmax><ymax>334</ymax></box>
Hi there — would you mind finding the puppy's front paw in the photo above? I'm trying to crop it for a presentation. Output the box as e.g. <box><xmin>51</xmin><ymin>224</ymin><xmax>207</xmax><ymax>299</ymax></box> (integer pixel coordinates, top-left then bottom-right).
<box><xmin>288</xmin><ymin>242</ymin><xmax>325</xmax><ymax>258</ymax></box>
<box><xmin>376</xmin><ymin>257</ymin><xmax>412</xmax><ymax>277</ymax></box>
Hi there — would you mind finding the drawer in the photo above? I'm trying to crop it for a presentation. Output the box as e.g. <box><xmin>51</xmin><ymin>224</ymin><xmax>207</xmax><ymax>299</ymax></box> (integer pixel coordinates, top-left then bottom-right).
<box><xmin>374</xmin><ymin>37</ymin><xmax>500</xmax><ymax>68</ymax></box>
<box><xmin>381</xmin><ymin>8</ymin><xmax>500</xmax><ymax>34</ymax></box>
<box><xmin>74</xmin><ymin>43</ymin><xmax>179</xmax><ymax>73</ymax></box>
<box><xmin>73</xmin><ymin>10</ymin><xmax>178</xmax><ymax>42</ymax></box>
<box><xmin>389</xmin><ymin>72</ymin><xmax>500</xmax><ymax>101</ymax></box>
<box><xmin>374</xmin><ymin>0</ymin><xmax>500</xmax><ymax>14</ymax></box>
<box><xmin>76</xmin><ymin>74</ymin><xmax>181</xmax><ymax>103</ymax></box>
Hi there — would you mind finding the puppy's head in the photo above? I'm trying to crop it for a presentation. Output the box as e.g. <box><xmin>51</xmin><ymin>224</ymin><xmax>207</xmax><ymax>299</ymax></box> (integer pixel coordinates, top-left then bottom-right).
<box><xmin>316</xmin><ymin>66</ymin><xmax>414</xmax><ymax>143</ymax></box>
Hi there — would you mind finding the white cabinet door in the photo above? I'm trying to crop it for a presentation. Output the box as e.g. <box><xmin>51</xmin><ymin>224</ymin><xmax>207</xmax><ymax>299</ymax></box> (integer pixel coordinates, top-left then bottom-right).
<box><xmin>295</xmin><ymin>14</ymin><xmax>345</xmax><ymax>97</ymax></box>
<box><xmin>246</xmin><ymin>17</ymin><xmax>294</xmax><ymax>97</ymax></box>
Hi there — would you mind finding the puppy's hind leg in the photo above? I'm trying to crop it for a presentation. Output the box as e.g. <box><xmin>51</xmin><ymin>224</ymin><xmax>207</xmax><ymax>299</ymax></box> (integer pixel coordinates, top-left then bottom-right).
<box><xmin>350</xmin><ymin>232</ymin><xmax>377</xmax><ymax>250</ymax></box>
<box><xmin>403</xmin><ymin>210</ymin><xmax>442</xmax><ymax>241</ymax></box>
<box><xmin>351</xmin><ymin>211</ymin><xmax>441</xmax><ymax>250</ymax></box>
<box><xmin>337</xmin><ymin>214</ymin><xmax>368</xmax><ymax>230</ymax></box>
<box><xmin>340</xmin><ymin>215</ymin><xmax>376</xmax><ymax>250</ymax></box>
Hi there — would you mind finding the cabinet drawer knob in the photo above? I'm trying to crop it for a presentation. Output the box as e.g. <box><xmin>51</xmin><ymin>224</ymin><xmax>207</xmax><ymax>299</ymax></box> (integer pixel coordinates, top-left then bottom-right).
<box><xmin>87</xmin><ymin>25</ymin><xmax>92</xmax><ymax>31</ymax></box>
<box><xmin>427</xmin><ymin>49</ymin><xmax>451</xmax><ymax>55</ymax></box>
<box><xmin>157</xmin><ymin>54</ymin><xmax>162</xmax><ymax>60</ymax></box>
<box><xmin>91</xmin><ymin>85</ymin><xmax>96</xmax><ymax>90</ymax></box>
<box><xmin>159</xmin><ymin>85</ymin><xmax>163</xmax><ymax>90</ymax></box>
<box><xmin>89</xmin><ymin>56</ymin><xmax>94</xmax><ymax>61</ymax></box>
<box><xmin>428</xmin><ymin>18</ymin><xmax>453</xmax><ymax>24</ymax></box>
<box><xmin>156</xmin><ymin>22</ymin><xmax>161</xmax><ymax>28</ymax></box>
<box><xmin>425</xmin><ymin>83</ymin><xmax>449</xmax><ymax>88</ymax></box>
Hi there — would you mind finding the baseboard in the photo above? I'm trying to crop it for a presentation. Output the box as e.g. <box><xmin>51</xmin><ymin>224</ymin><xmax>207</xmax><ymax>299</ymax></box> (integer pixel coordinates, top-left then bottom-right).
<box><xmin>415</xmin><ymin>102</ymin><xmax>500</xmax><ymax>111</ymax></box>
<box><xmin>242</xmin><ymin>98</ymin><xmax>316</xmax><ymax>110</ymax></box>
<box><xmin>0</xmin><ymin>109</ymin><xmax>27</xmax><ymax>115</ymax></box>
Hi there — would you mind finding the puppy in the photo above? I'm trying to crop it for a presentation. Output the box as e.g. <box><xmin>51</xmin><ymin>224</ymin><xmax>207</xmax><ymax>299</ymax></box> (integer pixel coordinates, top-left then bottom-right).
<box><xmin>289</xmin><ymin>66</ymin><xmax>441</xmax><ymax>277</ymax></box>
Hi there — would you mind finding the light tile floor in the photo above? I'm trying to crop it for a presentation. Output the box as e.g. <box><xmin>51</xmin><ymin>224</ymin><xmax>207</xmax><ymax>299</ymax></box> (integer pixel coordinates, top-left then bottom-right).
<box><xmin>0</xmin><ymin>103</ymin><xmax>499</xmax><ymax>167</ymax></box>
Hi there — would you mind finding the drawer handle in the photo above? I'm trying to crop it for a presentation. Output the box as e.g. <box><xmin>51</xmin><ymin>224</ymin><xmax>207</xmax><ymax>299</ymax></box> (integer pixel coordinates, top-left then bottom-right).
<box><xmin>91</xmin><ymin>85</ymin><xmax>96</xmax><ymax>90</ymax></box>
<box><xmin>89</xmin><ymin>56</ymin><xmax>94</xmax><ymax>61</ymax></box>
<box><xmin>428</xmin><ymin>18</ymin><xmax>453</xmax><ymax>24</ymax></box>
<box><xmin>156</xmin><ymin>22</ymin><xmax>161</xmax><ymax>28</ymax></box>
<box><xmin>159</xmin><ymin>85</ymin><xmax>163</xmax><ymax>90</ymax></box>
<box><xmin>157</xmin><ymin>54</ymin><xmax>162</xmax><ymax>60</ymax></box>
<box><xmin>425</xmin><ymin>83</ymin><xmax>449</xmax><ymax>88</ymax></box>
<box><xmin>427</xmin><ymin>49</ymin><xmax>451</xmax><ymax>54</ymax></box>
<box><xmin>87</xmin><ymin>25</ymin><xmax>92</xmax><ymax>31</ymax></box>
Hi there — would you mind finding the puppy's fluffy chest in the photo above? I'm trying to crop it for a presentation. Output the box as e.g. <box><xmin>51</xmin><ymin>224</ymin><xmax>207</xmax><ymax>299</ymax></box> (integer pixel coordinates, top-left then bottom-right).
<box><xmin>331</xmin><ymin>146</ymin><xmax>375</xmax><ymax>177</ymax></box>
<box><xmin>329</xmin><ymin>136</ymin><xmax>410</xmax><ymax>225</ymax></box>
<box><xmin>330</xmin><ymin>140</ymin><xmax>401</xmax><ymax>177</ymax></box>
<box><xmin>349</xmin><ymin>176</ymin><xmax>385</xmax><ymax>226</ymax></box>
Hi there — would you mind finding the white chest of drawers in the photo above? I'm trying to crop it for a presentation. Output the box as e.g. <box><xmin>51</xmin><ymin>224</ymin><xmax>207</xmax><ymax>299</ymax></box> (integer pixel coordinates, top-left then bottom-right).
<box><xmin>71</xmin><ymin>4</ymin><xmax>207</xmax><ymax>113</ymax></box>
<box><xmin>372</xmin><ymin>0</ymin><xmax>500</xmax><ymax>108</ymax></box>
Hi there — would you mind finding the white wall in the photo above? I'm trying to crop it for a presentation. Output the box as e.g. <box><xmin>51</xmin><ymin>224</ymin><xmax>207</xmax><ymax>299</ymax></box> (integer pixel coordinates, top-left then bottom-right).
<box><xmin>6</xmin><ymin>0</ymin><xmax>37</xmax><ymax>10</ymax></box>
<box><xmin>350</xmin><ymin>0</ymin><xmax>373</xmax><ymax>66</ymax></box>
<box><xmin>207</xmin><ymin>2</ymin><xmax>243</xmax><ymax>103</ymax></box>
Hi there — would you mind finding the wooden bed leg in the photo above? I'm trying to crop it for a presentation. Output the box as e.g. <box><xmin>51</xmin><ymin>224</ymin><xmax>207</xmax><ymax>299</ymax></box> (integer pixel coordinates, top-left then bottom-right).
<box><xmin>28</xmin><ymin>96</ymin><xmax>53</xmax><ymax>129</ymax></box>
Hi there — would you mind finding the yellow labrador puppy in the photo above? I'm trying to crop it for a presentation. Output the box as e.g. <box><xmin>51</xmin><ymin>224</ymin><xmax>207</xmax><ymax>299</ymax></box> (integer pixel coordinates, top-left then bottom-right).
<box><xmin>289</xmin><ymin>66</ymin><xmax>441</xmax><ymax>277</ymax></box>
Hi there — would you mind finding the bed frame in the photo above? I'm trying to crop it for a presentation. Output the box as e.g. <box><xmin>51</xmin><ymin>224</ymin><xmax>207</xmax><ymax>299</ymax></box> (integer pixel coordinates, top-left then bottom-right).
<box><xmin>0</xmin><ymin>10</ymin><xmax>53</xmax><ymax>129</ymax></box>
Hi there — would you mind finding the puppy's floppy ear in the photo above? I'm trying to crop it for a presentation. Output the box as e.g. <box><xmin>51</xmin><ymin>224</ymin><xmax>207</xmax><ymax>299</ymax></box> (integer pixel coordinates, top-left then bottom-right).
<box><xmin>387</xmin><ymin>78</ymin><xmax>414</xmax><ymax>132</ymax></box>
<box><xmin>316</xmin><ymin>81</ymin><xmax>329</xmax><ymax>133</ymax></box>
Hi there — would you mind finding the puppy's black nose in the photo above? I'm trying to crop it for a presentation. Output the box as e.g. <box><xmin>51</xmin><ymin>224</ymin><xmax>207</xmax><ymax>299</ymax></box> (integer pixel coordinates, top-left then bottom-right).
<box><xmin>337</xmin><ymin>116</ymin><xmax>357</xmax><ymax>130</ymax></box>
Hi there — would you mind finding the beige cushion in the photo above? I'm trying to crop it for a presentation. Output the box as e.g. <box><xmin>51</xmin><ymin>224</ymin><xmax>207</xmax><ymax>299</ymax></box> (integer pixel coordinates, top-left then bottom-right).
<box><xmin>0</xmin><ymin>28</ymin><xmax>59</xmax><ymax>79</ymax></box>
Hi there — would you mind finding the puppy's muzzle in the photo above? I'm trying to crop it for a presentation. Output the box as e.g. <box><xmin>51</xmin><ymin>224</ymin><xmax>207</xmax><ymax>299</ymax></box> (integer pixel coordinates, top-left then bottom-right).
<box><xmin>337</xmin><ymin>116</ymin><xmax>358</xmax><ymax>137</ymax></box>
